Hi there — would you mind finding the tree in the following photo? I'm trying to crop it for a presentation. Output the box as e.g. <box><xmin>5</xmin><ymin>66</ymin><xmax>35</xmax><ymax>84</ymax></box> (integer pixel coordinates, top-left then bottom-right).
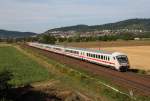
<box><xmin>39</xmin><ymin>35</ymin><xmax>56</xmax><ymax>44</ymax></box>
<box><xmin>0</xmin><ymin>70</ymin><xmax>13</xmax><ymax>99</ymax></box>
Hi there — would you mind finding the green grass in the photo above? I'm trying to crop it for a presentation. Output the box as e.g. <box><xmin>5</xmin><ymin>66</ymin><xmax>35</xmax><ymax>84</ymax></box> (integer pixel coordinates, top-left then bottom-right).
<box><xmin>21</xmin><ymin>44</ymin><xmax>150</xmax><ymax>101</ymax></box>
<box><xmin>20</xmin><ymin>45</ymin><xmax>133</xmax><ymax>101</ymax></box>
<box><xmin>0</xmin><ymin>46</ymin><xmax>51</xmax><ymax>86</ymax></box>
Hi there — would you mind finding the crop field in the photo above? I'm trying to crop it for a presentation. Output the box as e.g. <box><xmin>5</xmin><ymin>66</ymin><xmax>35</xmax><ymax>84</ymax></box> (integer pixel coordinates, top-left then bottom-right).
<box><xmin>102</xmin><ymin>46</ymin><xmax>150</xmax><ymax>71</ymax></box>
<box><xmin>61</xmin><ymin>40</ymin><xmax>150</xmax><ymax>48</ymax></box>
<box><xmin>62</xmin><ymin>40</ymin><xmax>150</xmax><ymax>71</ymax></box>
<box><xmin>0</xmin><ymin>45</ymin><xmax>51</xmax><ymax>86</ymax></box>
<box><xmin>1</xmin><ymin>44</ymin><xmax>149</xmax><ymax>101</ymax></box>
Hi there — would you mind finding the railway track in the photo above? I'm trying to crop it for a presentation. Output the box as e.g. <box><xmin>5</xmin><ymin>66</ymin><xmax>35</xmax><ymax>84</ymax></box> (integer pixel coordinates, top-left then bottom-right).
<box><xmin>23</xmin><ymin>45</ymin><xmax>150</xmax><ymax>96</ymax></box>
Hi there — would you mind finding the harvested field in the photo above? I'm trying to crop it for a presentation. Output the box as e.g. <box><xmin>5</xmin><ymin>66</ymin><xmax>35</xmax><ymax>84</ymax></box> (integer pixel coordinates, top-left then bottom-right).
<box><xmin>100</xmin><ymin>46</ymin><xmax>150</xmax><ymax>71</ymax></box>
<box><xmin>62</xmin><ymin>41</ymin><xmax>150</xmax><ymax>71</ymax></box>
<box><xmin>61</xmin><ymin>40</ymin><xmax>150</xmax><ymax>48</ymax></box>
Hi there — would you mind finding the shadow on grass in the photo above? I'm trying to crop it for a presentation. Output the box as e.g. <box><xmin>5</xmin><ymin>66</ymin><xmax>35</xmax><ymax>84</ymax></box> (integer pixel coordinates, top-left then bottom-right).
<box><xmin>0</xmin><ymin>70</ymin><xmax>62</xmax><ymax>101</ymax></box>
<box><xmin>128</xmin><ymin>69</ymin><xmax>139</xmax><ymax>73</ymax></box>
<box><xmin>128</xmin><ymin>68</ymin><xmax>146</xmax><ymax>74</ymax></box>
<box><xmin>7</xmin><ymin>85</ymin><xmax>62</xmax><ymax>101</ymax></box>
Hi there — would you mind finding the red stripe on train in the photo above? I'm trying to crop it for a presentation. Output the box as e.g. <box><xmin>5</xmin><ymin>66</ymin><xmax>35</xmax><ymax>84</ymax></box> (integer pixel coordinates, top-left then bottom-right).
<box><xmin>31</xmin><ymin>45</ymin><xmax>115</xmax><ymax>65</ymax></box>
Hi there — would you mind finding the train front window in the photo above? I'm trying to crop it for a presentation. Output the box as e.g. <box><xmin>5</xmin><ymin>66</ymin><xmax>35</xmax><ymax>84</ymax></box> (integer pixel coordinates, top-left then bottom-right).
<box><xmin>116</xmin><ymin>55</ymin><xmax>128</xmax><ymax>63</ymax></box>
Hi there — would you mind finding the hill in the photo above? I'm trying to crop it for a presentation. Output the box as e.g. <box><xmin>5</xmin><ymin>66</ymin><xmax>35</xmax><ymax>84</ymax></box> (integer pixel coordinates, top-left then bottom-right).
<box><xmin>46</xmin><ymin>18</ymin><xmax>150</xmax><ymax>33</ymax></box>
<box><xmin>0</xmin><ymin>29</ymin><xmax>36</xmax><ymax>39</ymax></box>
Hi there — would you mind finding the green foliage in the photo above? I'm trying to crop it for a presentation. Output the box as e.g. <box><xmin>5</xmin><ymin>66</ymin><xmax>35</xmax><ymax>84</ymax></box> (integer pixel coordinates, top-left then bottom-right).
<box><xmin>0</xmin><ymin>46</ymin><xmax>51</xmax><ymax>86</ymax></box>
<box><xmin>47</xmin><ymin>19</ymin><xmax>150</xmax><ymax>32</ymax></box>
<box><xmin>39</xmin><ymin>34</ymin><xmax>56</xmax><ymax>44</ymax></box>
<box><xmin>0</xmin><ymin>29</ymin><xmax>36</xmax><ymax>39</ymax></box>
<box><xmin>102</xmin><ymin>88</ymin><xmax>131</xmax><ymax>101</ymax></box>
<box><xmin>0</xmin><ymin>70</ymin><xmax>13</xmax><ymax>91</ymax></box>
<box><xmin>0</xmin><ymin>70</ymin><xmax>13</xmax><ymax>101</ymax></box>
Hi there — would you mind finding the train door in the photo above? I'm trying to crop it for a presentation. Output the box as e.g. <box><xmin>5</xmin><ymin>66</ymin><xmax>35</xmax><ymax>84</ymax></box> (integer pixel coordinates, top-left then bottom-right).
<box><xmin>80</xmin><ymin>51</ymin><xmax>85</xmax><ymax>60</ymax></box>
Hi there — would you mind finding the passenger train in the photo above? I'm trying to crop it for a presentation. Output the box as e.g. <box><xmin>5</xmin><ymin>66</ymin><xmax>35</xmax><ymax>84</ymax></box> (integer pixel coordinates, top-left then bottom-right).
<box><xmin>28</xmin><ymin>42</ymin><xmax>130</xmax><ymax>71</ymax></box>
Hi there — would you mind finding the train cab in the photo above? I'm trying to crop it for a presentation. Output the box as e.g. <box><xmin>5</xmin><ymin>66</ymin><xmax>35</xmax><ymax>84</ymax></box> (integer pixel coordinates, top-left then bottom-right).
<box><xmin>112</xmin><ymin>52</ymin><xmax>130</xmax><ymax>71</ymax></box>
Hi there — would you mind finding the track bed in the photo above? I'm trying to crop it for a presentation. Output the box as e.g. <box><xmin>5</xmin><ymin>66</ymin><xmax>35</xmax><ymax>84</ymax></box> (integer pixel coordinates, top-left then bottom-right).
<box><xmin>23</xmin><ymin>44</ymin><xmax>150</xmax><ymax>96</ymax></box>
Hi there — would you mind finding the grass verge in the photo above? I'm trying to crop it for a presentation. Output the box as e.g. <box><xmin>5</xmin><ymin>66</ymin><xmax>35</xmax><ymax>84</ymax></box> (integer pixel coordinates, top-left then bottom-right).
<box><xmin>20</xmin><ymin>44</ymin><xmax>150</xmax><ymax>101</ymax></box>
<box><xmin>0</xmin><ymin>45</ymin><xmax>52</xmax><ymax>86</ymax></box>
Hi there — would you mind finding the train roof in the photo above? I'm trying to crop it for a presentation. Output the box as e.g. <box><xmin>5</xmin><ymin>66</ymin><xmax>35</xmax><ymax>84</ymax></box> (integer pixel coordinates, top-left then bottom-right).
<box><xmin>66</xmin><ymin>47</ymin><xmax>113</xmax><ymax>55</ymax></box>
<box><xmin>49</xmin><ymin>44</ymin><xmax>113</xmax><ymax>55</ymax></box>
<box><xmin>32</xmin><ymin>42</ymin><xmax>114</xmax><ymax>55</ymax></box>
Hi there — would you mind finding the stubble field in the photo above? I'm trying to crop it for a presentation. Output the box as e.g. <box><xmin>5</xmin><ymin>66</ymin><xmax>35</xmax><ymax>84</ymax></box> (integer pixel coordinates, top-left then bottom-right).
<box><xmin>102</xmin><ymin>46</ymin><xmax>150</xmax><ymax>71</ymax></box>
<box><xmin>63</xmin><ymin>41</ymin><xmax>150</xmax><ymax>71</ymax></box>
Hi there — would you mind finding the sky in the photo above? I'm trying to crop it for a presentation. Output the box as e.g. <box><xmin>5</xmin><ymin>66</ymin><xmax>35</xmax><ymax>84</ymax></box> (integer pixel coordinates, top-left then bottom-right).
<box><xmin>0</xmin><ymin>0</ymin><xmax>150</xmax><ymax>33</ymax></box>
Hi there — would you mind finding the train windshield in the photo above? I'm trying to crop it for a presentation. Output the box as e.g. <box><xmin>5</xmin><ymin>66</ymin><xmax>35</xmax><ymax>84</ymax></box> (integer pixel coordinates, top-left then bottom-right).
<box><xmin>116</xmin><ymin>55</ymin><xmax>128</xmax><ymax>63</ymax></box>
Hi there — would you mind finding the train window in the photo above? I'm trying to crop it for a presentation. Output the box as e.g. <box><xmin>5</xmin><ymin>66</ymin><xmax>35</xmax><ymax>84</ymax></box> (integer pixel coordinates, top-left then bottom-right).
<box><xmin>108</xmin><ymin>57</ymin><xmax>110</xmax><ymax>61</ymax></box>
<box><xmin>96</xmin><ymin>55</ymin><xmax>98</xmax><ymax>58</ymax></box>
<box><xmin>98</xmin><ymin>55</ymin><xmax>101</xmax><ymax>59</ymax></box>
<box><xmin>93</xmin><ymin>54</ymin><xmax>95</xmax><ymax>58</ymax></box>
<box><xmin>101</xmin><ymin>55</ymin><xmax>103</xmax><ymax>59</ymax></box>
<box><xmin>105</xmin><ymin>56</ymin><xmax>107</xmax><ymax>60</ymax></box>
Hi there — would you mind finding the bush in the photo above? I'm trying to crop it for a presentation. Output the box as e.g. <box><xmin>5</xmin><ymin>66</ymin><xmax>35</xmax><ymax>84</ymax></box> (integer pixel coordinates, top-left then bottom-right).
<box><xmin>0</xmin><ymin>70</ymin><xmax>13</xmax><ymax>99</ymax></box>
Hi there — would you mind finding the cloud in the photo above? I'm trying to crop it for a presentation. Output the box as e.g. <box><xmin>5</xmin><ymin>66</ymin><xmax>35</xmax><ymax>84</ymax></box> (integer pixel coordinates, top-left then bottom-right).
<box><xmin>0</xmin><ymin>0</ymin><xmax>150</xmax><ymax>33</ymax></box>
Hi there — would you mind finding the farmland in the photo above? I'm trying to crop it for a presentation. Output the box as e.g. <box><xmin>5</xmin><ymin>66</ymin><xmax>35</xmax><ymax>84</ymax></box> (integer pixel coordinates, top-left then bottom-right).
<box><xmin>1</xmin><ymin>43</ymin><xmax>150</xmax><ymax>101</ymax></box>
<box><xmin>102</xmin><ymin>46</ymin><xmax>150</xmax><ymax>71</ymax></box>
<box><xmin>61</xmin><ymin>40</ymin><xmax>150</xmax><ymax>72</ymax></box>
<box><xmin>61</xmin><ymin>40</ymin><xmax>150</xmax><ymax>48</ymax></box>
<box><xmin>0</xmin><ymin>44</ymin><xmax>113</xmax><ymax>101</ymax></box>
<box><xmin>0</xmin><ymin>44</ymin><xmax>51</xmax><ymax>86</ymax></box>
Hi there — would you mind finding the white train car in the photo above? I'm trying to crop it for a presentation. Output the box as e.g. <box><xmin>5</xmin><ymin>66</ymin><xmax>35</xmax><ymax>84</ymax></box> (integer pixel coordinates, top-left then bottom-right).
<box><xmin>28</xmin><ymin>42</ymin><xmax>130</xmax><ymax>71</ymax></box>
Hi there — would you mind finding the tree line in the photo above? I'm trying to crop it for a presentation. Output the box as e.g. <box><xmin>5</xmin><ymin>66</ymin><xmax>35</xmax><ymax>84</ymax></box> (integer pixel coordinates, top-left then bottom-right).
<box><xmin>0</xmin><ymin>32</ymin><xmax>150</xmax><ymax>44</ymax></box>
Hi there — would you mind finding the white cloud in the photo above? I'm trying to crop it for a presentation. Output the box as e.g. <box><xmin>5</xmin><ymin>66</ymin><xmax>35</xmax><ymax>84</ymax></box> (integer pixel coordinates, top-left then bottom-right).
<box><xmin>0</xmin><ymin>0</ymin><xmax>149</xmax><ymax>32</ymax></box>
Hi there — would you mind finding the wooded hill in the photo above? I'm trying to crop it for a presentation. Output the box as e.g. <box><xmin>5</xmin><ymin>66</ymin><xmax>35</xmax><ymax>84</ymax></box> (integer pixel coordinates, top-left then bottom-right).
<box><xmin>46</xmin><ymin>18</ymin><xmax>150</xmax><ymax>32</ymax></box>
<box><xmin>0</xmin><ymin>29</ymin><xmax>36</xmax><ymax>39</ymax></box>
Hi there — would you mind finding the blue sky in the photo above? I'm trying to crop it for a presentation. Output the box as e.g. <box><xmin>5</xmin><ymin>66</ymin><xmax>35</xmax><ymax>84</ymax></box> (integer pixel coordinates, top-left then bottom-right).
<box><xmin>0</xmin><ymin>0</ymin><xmax>150</xmax><ymax>33</ymax></box>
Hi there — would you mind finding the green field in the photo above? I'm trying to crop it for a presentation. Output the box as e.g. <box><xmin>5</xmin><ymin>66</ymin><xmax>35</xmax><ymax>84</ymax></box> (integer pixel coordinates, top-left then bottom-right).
<box><xmin>0</xmin><ymin>45</ymin><xmax>51</xmax><ymax>86</ymax></box>
<box><xmin>1</xmin><ymin>44</ymin><xmax>149</xmax><ymax>101</ymax></box>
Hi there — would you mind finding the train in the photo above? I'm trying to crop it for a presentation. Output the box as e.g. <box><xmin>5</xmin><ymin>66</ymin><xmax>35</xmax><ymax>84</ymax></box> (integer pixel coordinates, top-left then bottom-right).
<box><xmin>27</xmin><ymin>42</ymin><xmax>130</xmax><ymax>71</ymax></box>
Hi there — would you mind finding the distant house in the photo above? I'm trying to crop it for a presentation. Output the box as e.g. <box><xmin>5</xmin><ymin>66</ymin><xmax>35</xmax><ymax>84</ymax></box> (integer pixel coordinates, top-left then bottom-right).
<box><xmin>134</xmin><ymin>38</ymin><xmax>140</xmax><ymax>40</ymax></box>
